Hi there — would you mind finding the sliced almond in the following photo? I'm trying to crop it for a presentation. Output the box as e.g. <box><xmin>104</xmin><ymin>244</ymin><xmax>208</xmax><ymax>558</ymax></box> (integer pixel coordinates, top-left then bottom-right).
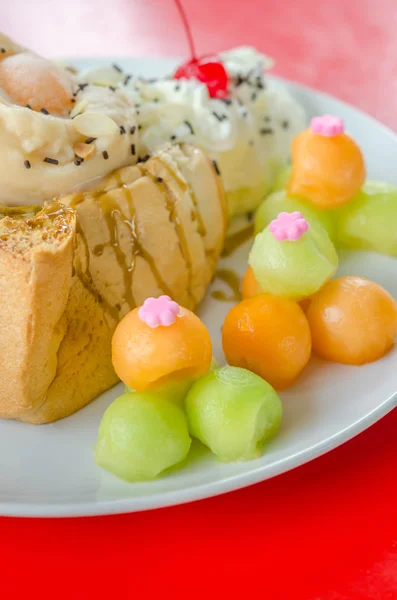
<box><xmin>72</xmin><ymin>112</ymin><xmax>119</xmax><ymax>137</ymax></box>
<box><xmin>74</xmin><ymin>142</ymin><xmax>96</xmax><ymax>160</ymax></box>
<box><xmin>70</xmin><ymin>100</ymin><xmax>88</xmax><ymax>119</ymax></box>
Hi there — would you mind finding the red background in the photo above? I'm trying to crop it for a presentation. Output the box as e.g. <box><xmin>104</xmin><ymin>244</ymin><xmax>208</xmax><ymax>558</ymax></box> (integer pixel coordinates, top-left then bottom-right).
<box><xmin>1</xmin><ymin>1</ymin><xmax>397</xmax><ymax>598</ymax></box>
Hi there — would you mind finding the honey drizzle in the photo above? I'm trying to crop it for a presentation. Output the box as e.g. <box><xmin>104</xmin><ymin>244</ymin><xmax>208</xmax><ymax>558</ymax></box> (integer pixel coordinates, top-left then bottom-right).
<box><xmin>122</xmin><ymin>182</ymin><xmax>175</xmax><ymax>298</ymax></box>
<box><xmin>159</xmin><ymin>154</ymin><xmax>207</xmax><ymax>239</ymax></box>
<box><xmin>178</xmin><ymin>148</ymin><xmax>208</xmax><ymax>238</ymax></box>
<box><xmin>211</xmin><ymin>268</ymin><xmax>242</xmax><ymax>302</ymax></box>
<box><xmin>96</xmin><ymin>191</ymin><xmax>136</xmax><ymax>312</ymax></box>
<box><xmin>221</xmin><ymin>223</ymin><xmax>254</xmax><ymax>258</ymax></box>
<box><xmin>144</xmin><ymin>169</ymin><xmax>195</xmax><ymax>303</ymax></box>
<box><xmin>74</xmin><ymin>219</ymin><xmax>120</xmax><ymax>322</ymax></box>
<box><xmin>67</xmin><ymin>162</ymin><xmax>202</xmax><ymax>319</ymax></box>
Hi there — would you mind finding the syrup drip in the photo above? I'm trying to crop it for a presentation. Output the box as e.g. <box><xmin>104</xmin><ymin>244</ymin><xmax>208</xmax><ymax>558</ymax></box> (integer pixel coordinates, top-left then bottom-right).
<box><xmin>211</xmin><ymin>268</ymin><xmax>242</xmax><ymax>302</ymax></box>
<box><xmin>221</xmin><ymin>224</ymin><xmax>254</xmax><ymax>257</ymax></box>
<box><xmin>69</xmin><ymin>175</ymin><xmax>178</xmax><ymax>320</ymax></box>
<box><xmin>144</xmin><ymin>168</ymin><xmax>195</xmax><ymax>305</ymax></box>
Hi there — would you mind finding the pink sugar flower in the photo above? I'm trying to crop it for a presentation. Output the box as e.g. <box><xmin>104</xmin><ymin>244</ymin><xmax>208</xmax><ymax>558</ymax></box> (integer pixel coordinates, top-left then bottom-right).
<box><xmin>310</xmin><ymin>115</ymin><xmax>344</xmax><ymax>137</ymax></box>
<box><xmin>138</xmin><ymin>295</ymin><xmax>181</xmax><ymax>328</ymax></box>
<box><xmin>269</xmin><ymin>211</ymin><xmax>309</xmax><ymax>242</ymax></box>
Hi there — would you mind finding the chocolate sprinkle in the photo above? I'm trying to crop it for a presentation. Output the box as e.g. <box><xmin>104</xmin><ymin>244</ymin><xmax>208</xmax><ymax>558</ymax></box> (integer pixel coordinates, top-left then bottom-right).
<box><xmin>184</xmin><ymin>120</ymin><xmax>194</xmax><ymax>135</ymax></box>
<box><xmin>212</xmin><ymin>112</ymin><xmax>223</xmax><ymax>122</ymax></box>
<box><xmin>78</xmin><ymin>83</ymin><xmax>88</xmax><ymax>92</ymax></box>
<box><xmin>175</xmin><ymin>83</ymin><xmax>181</xmax><ymax>91</ymax></box>
<box><xmin>108</xmin><ymin>86</ymin><xmax>116</xmax><ymax>92</ymax></box>
<box><xmin>138</xmin><ymin>154</ymin><xmax>150</xmax><ymax>163</ymax></box>
<box><xmin>0</xmin><ymin>48</ymin><xmax>6</xmax><ymax>53</ymax></box>
<box><xmin>171</xmin><ymin>134</ymin><xmax>177</xmax><ymax>141</ymax></box>
<box><xmin>112</xmin><ymin>63</ymin><xmax>123</xmax><ymax>73</ymax></box>
<box><xmin>220</xmin><ymin>98</ymin><xmax>232</xmax><ymax>105</ymax></box>
<box><xmin>156</xmin><ymin>177</ymin><xmax>163</xmax><ymax>183</ymax></box>
<box><xmin>41</xmin><ymin>108</ymin><xmax>49</xmax><ymax>115</ymax></box>
<box><xmin>124</xmin><ymin>74</ymin><xmax>132</xmax><ymax>86</ymax></box>
<box><xmin>74</xmin><ymin>159</ymin><xmax>83</xmax><ymax>166</ymax></box>
<box><xmin>130</xmin><ymin>144</ymin><xmax>136</xmax><ymax>155</ymax></box>
<box><xmin>130</xmin><ymin>126</ymin><xmax>136</xmax><ymax>135</ymax></box>
<box><xmin>102</xmin><ymin>151</ymin><xmax>109</xmax><ymax>160</ymax></box>
<box><xmin>85</xmin><ymin>137</ymin><xmax>96</xmax><ymax>144</ymax></box>
<box><xmin>260</xmin><ymin>128</ymin><xmax>274</xmax><ymax>135</ymax></box>
<box><xmin>138</xmin><ymin>125</ymin><xmax>142</xmax><ymax>130</ymax></box>
<box><xmin>43</xmin><ymin>157</ymin><xmax>58</xmax><ymax>165</ymax></box>
<box><xmin>24</xmin><ymin>160</ymin><xmax>31</xmax><ymax>169</ymax></box>
<box><xmin>71</xmin><ymin>98</ymin><xmax>76</xmax><ymax>103</ymax></box>
<box><xmin>119</xmin><ymin>125</ymin><xmax>126</xmax><ymax>134</ymax></box>
<box><xmin>212</xmin><ymin>160</ymin><xmax>221</xmax><ymax>176</ymax></box>
<box><xmin>25</xmin><ymin>104</ymin><xmax>32</xmax><ymax>110</ymax></box>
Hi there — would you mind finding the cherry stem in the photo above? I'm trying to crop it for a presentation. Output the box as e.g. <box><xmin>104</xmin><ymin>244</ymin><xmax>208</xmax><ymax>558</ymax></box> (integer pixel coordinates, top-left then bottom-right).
<box><xmin>174</xmin><ymin>0</ymin><xmax>196</xmax><ymax>60</ymax></box>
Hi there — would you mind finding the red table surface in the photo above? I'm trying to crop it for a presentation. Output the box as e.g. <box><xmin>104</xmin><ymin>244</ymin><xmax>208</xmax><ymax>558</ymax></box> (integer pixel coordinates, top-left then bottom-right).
<box><xmin>1</xmin><ymin>1</ymin><xmax>397</xmax><ymax>598</ymax></box>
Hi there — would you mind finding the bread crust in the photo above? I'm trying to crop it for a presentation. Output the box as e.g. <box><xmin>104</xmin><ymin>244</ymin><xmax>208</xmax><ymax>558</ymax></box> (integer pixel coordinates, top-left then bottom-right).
<box><xmin>0</xmin><ymin>145</ymin><xmax>227</xmax><ymax>423</ymax></box>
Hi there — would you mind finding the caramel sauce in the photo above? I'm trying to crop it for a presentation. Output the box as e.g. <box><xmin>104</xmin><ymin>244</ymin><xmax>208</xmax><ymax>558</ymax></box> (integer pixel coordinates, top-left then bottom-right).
<box><xmin>0</xmin><ymin>204</ymin><xmax>42</xmax><ymax>219</ymax></box>
<box><xmin>144</xmin><ymin>169</ymin><xmax>194</xmax><ymax>304</ymax></box>
<box><xmin>221</xmin><ymin>223</ymin><xmax>254</xmax><ymax>258</ymax></box>
<box><xmin>157</xmin><ymin>157</ymin><xmax>188</xmax><ymax>192</ymax></box>
<box><xmin>65</xmin><ymin>157</ymin><xmax>214</xmax><ymax>320</ymax></box>
<box><xmin>74</xmin><ymin>220</ymin><xmax>120</xmax><ymax>322</ymax></box>
<box><xmin>97</xmin><ymin>191</ymin><xmax>136</xmax><ymax>313</ymax></box>
<box><xmin>211</xmin><ymin>268</ymin><xmax>242</xmax><ymax>302</ymax></box>
<box><xmin>122</xmin><ymin>183</ymin><xmax>174</xmax><ymax>298</ymax></box>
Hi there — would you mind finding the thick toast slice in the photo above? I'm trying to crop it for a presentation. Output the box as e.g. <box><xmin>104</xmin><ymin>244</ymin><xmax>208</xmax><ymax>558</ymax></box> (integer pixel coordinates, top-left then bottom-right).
<box><xmin>0</xmin><ymin>144</ymin><xmax>227</xmax><ymax>423</ymax></box>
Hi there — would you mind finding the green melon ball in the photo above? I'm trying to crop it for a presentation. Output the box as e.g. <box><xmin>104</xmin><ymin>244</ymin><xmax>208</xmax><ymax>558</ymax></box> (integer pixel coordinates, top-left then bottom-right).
<box><xmin>185</xmin><ymin>366</ymin><xmax>282</xmax><ymax>462</ymax></box>
<box><xmin>272</xmin><ymin>165</ymin><xmax>292</xmax><ymax>192</ymax></box>
<box><xmin>336</xmin><ymin>180</ymin><xmax>397</xmax><ymax>256</ymax></box>
<box><xmin>255</xmin><ymin>190</ymin><xmax>336</xmax><ymax>241</ymax></box>
<box><xmin>95</xmin><ymin>392</ymin><xmax>191</xmax><ymax>482</ymax></box>
<box><xmin>249</xmin><ymin>218</ymin><xmax>338</xmax><ymax>301</ymax></box>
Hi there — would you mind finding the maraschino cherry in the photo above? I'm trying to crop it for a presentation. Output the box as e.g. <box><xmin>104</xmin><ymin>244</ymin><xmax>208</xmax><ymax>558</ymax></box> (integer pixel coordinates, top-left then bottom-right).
<box><xmin>172</xmin><ymin>0</ymin><xmax>229</xmax><ymax>99</ymax></box>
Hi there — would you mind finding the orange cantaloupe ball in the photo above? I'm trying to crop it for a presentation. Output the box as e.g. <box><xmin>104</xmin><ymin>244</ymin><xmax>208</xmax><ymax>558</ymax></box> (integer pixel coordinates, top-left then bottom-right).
<box><xmin>112</xmin><ymin>306</ymin><xmax>212</xmax><ymax>391</ymax></box>
<box><xmin>222</xmin><ymin>294</ymin><xmax>311</xmax><ymax>390</ymax></box>
<box><xmin>242</xmin><ymin>265</ymin><xmax>311</xmax><ymax>311</ymax></box>
<box><xmin>0</xmin><ymin>52</ymin><xmax>73</xmax><ymax>115</ymax></box>
<box><xmin>299</xmin><ymin>297</ymin><xmax>311</xmax><ymax>312</ymax></box>
<box><xmin>287</xmin><ymin>129</ymin><xmax>366</xmax><ymax>209</ymax></box>
<box><xmin>241</xmin><ymin>266</ymin><xmax>260</xmax><ymax>299</ymax></box>
<box><xmin>306</xmin><ymin>276</ymin><xmax>397</xmax><ymax>365</ymax></box>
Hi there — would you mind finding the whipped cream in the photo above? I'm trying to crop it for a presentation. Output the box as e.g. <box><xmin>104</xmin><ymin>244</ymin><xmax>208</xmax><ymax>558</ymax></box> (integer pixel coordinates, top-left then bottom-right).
<box><xmin>82</xmin><ymin>47</ymin><xmax>306</xmax><ymax>215</ymax></box>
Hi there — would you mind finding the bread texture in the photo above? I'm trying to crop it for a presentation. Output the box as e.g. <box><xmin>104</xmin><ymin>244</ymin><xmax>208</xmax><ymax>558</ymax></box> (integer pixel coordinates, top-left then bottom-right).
<box><xmin>0</xmin><ymin>144</ymin><xmax>227</xmax><ymax>423</ymax></box>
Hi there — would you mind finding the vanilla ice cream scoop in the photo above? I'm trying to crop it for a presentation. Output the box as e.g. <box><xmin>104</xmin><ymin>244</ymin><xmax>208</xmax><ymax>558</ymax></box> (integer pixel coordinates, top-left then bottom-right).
<box><xmin>82</xmin><ymin>46</ymin><xmax>306</xmax><ymax>216</ymax></box>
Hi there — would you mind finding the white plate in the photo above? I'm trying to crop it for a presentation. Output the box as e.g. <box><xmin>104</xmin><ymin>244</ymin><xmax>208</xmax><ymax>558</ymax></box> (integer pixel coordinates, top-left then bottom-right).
<box><xmin>1</xmin><ymin>57</ymin><xmax>397</xmax><ymax>518</ymax></box>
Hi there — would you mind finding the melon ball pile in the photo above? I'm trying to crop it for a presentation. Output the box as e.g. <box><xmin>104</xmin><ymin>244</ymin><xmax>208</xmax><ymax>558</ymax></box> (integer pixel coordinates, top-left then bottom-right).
<box><xmin>95</xmin><ymin>114</ymin><xmax>397</xmax><ymax>483</ymax></box>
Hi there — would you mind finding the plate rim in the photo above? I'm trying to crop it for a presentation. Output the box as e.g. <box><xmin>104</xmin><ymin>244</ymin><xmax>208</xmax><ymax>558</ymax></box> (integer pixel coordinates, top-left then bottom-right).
<box><xmin>2</xmin><ymin>391</ymin><xmax>396</xmax><ymax>518</ymax></box>
<box><xmin>1</xmin><ymin>58</ymin><xmax>397</xmax><ymax>518</ymax></box>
